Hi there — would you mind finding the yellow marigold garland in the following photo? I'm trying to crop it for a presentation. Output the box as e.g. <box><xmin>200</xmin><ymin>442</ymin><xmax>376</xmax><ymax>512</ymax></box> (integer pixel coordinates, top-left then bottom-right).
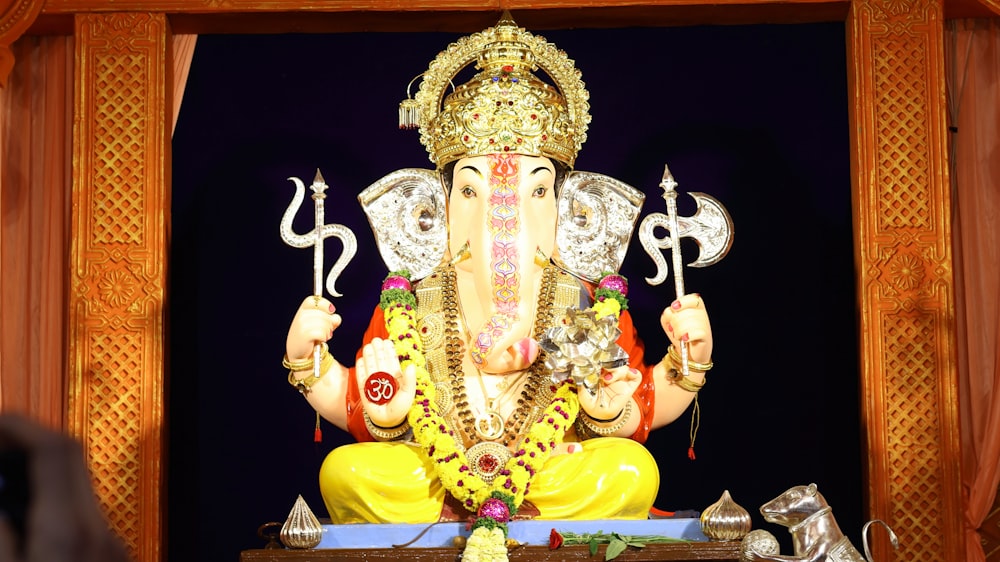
<box><xmin>382</xmin><ymin>299</ymin><xmax>580</xmax><ymax>512</ymax></box>
<box><xmin>591</xmin><ymin>297</ymin><xmax>621</xmax><ymax>320</ymax></box>
<box><xmin>377</xmin><ymin>270</ymin><xmax>627</xmax><ymax>561</ymax></box>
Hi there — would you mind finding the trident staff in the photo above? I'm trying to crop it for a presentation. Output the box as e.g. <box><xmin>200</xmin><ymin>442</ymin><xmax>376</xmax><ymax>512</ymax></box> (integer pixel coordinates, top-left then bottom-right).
<box><xmin>279</xmin><ymin>169</ymin><xmax>358</xmax><ymax>383</ymax></box>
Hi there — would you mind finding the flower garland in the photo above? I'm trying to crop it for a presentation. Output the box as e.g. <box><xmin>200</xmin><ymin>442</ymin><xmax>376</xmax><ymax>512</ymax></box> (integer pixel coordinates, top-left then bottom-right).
<box><xmin>592</xmin><ymin>271</ymin><xmax>629</xmax><ymax>320</ymax></box>
<box><xmin>378</xmin><ymin>269</ymin><xmax>628</xmax><ymax>562</ymax></box>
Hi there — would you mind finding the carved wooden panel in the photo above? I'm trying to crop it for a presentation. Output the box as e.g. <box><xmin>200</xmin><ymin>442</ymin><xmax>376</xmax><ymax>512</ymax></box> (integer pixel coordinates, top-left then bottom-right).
<box><xmin>33</xmin><ymin>1</ymin><xmax>855</xmax><ymax>35</ymax></box>
<box><xmin>41</xmin><ymin>0</ymin><xmax>491</xmax><ymax>11</ymax></box>
<box><xmin>847</xmin><ymin>0</ymin><xmax>963</xmax><ymax>560</ymax></box>
<box><xmin>68</xmin><ymin>12</ymin><xmax>169</xmax><ymax>562</ymax></box>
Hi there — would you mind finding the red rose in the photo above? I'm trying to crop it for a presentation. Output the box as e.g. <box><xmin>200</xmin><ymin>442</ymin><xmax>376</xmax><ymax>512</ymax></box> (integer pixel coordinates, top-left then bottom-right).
<box><xmin>549</xmin><ymin>529</ymin><xmax>564</xmax><ymax>550</ymax></box>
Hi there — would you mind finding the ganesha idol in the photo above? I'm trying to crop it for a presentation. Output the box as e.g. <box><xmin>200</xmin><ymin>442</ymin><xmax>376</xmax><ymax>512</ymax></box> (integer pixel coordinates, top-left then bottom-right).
<box><xmin>282</xmin><ymin>12</ymin><xmax>722</xmax><ymax>542</ymax></box>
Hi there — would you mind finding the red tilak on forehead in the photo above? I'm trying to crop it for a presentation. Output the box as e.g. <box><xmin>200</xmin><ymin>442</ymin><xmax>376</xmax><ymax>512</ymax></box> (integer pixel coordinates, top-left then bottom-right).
<box><xmin>486</xmin><ymin>153</ymin><xmax>520</xmax><ymax>181</ymax></box>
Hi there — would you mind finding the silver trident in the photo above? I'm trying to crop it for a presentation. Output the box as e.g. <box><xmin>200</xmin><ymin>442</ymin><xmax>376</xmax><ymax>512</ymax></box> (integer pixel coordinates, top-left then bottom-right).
<box><xmin>280</xmin><ymin>169</ymin><xmax>358</xmax><ymax>380</ymax></box>
<box><xmin>639</xmin><ymin>165</ymin><xmax>733</xmax><ymax>376</ymax></box>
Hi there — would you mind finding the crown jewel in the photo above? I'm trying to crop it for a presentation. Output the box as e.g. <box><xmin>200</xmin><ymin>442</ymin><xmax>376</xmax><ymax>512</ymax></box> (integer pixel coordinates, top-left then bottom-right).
<box><xmin>412</xmin><ymin>12</ymin><xmax>591</xmax><ymax>169</ymax></box>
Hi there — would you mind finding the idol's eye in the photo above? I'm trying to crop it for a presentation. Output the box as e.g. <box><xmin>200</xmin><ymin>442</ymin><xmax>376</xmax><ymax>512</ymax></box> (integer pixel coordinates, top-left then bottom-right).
<box><xmin>460</xmin><ymin>186</ymin><xmax>477</xmax><ymax>198</ymax></box>
<box><xmin>532</xmin><ymin>186</ymin><xmax>548</xmax><ymax>198</ymax></box>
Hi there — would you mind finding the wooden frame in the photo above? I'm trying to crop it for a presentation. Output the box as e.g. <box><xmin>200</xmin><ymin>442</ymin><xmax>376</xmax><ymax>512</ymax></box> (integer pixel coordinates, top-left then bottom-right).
<box><xmin>5</xmin><ymin>0</ymin><xmax>996</xmax><ymax>559</ymax></box>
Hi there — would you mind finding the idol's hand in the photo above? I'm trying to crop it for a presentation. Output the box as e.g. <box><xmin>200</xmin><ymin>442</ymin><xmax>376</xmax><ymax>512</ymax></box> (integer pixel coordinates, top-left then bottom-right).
<box><xmin>576</xmin><ymin>365</ymin><xmax>642</xmax><ymax>422</ymax></box>
<box><xmin>286</xmin><ymin>295</ymin><xmax>341</xmax><ymax>363</ymax></box>
<box><xmin>356</xmin><ymin>338</ymin><xmax>417</xmax><ymax>428</ymax></box>
<box><xmin>660</xmin><ymin>293</ymin><xmax>713</xmax><ymax>365</ymax></box>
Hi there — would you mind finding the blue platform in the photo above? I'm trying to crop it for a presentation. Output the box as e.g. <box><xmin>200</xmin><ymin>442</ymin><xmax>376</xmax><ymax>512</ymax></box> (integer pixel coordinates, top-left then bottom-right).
<box><xmin>316</xmin><ymin>518</ymin><xmax>707</xmax><ymax>549</ymax></box>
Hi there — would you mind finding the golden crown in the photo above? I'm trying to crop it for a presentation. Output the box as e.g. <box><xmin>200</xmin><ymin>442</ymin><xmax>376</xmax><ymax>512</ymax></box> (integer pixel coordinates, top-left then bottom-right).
<box><xmin>403</xmin><ymin>12</ymin><xmax>591</xmax><ymax>169</ymax></box>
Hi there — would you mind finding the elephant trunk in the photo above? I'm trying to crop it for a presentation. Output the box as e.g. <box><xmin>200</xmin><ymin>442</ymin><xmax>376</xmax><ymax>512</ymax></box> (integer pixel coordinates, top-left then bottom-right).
<box><xmin>468</xmin><ymin>155</ymin><xmax>541</xmax><ymax>373</ymax></box>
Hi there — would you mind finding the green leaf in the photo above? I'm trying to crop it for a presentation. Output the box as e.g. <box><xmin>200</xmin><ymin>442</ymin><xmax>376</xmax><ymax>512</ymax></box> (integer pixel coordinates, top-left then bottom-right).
<box><xmin>605</xmin><ymin>538</ymin><xmax>628</xmax><ymax>561</ymax></box>
<box><xmin>589</xmin><ymin>537</ymin><xmax>599</xmax><ymax>556</ymax></box>
<box><xmin>628</xmin><ymin>542</ymin><xmax>646</xmax><ymax>548</ymax></box>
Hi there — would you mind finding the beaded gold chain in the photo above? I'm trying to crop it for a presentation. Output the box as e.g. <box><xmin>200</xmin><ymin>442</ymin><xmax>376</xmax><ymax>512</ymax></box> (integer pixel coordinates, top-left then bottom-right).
<box><xmin>442</xmin><ymin>265</ymin><xmax>559</xmax><ymax>447</ymax></box>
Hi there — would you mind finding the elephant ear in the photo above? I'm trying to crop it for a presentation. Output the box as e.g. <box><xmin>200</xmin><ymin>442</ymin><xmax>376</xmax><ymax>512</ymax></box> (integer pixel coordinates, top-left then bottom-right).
<box><xmin>358</xmin><ymin>168</ymin><xmax>448</xmax><ymax>281</ymax></box>
<box><xmin>553</xmin><ymin>171</ymin><xmax>645</xmax><ymax>282</ymax></box>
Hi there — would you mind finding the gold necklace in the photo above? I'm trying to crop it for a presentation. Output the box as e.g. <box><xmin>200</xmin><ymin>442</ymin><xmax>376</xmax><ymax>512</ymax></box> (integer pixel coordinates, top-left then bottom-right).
<box><xmin>443</xmin><ymin>265</ymin><xmax>559</xmax><ymax>446</ymax></box>
<box><xmin>472</xmin><ymin>368</ymin><xmax>529</xmax><ymax>441</ymax></box>
<box><xmin>459</xmin><ymin>295</ymin><xmax>531</xmax><ymax>441</ymax></box>
<box><xmin>473</xmin><ymin>380</ymin><xmax>506</xmax><ymax>440</ymax></box>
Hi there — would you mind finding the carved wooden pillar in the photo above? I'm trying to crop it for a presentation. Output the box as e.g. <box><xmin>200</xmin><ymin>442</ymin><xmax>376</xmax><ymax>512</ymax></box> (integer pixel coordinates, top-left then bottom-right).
<box><xmin>847</xmin><ymin>0</ymin><xmax>964</xmax><ymax>560</ymax></box>
<box><xmin>69</xmin><ymin>12</ymin><xmax>170</xmax><ymax>560</ymax></box>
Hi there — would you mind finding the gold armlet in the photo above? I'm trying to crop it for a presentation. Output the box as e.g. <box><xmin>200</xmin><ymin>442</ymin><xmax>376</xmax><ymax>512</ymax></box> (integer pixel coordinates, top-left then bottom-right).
<box><xmin>667</xmin><ymin>345</ymin><xmax>713</xmax><ymax>372</ymax></box>
<box><xmin>666</xmin><ymin>366</ymin><xmax>706</xmax><ymax>393</ymax></box>
<box><xmin>577</xmin><ymin>399</ymin><xmax>633</xmax><ymax>438</ymax></box>
<box><xmin>283</xmin><ymin>342</ymin><xmax>330</xmax><ymax>371</ymax></box>
<box><xmin>363</xmin><ymin>411</ymin><xmax>411</xmax><ymax>442</ymax></box>
<box><xmin>287</xmin><ymin>353</ymin><xmax>335</xmax><ymax>395</ymax></box>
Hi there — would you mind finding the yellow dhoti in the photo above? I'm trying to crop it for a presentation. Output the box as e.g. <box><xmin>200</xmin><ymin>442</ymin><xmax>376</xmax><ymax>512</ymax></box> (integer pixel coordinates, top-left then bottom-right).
<box><xmin>319</xmin><ymin>437</ymin><xmax>659</xmax><ymax>523</ymax></box>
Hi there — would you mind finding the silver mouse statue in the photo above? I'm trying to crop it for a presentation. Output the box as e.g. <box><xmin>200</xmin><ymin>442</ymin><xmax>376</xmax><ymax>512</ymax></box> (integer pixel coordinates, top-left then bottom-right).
<box><xmin>741</xmin><ymin>483</ymin><xmax>899</xmax><ymax>562</ymax></box>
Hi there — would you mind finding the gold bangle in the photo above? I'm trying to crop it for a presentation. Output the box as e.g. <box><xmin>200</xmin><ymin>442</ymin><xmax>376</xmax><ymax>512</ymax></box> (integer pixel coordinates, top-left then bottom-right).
<box><xmin>363</xmin><ymin>411</ymin><xmax>411</xmax><ymax>441</ymax></box>
<box><xmin>578</xmin><ymin>399</ymin><xmax>633</xmax><ymax>437</ymax></box>
<box><xmin>287</xmin><ymin>353</ymin><xmax>335</xmax><ymax>394</ymax></box>
<box><xmin>666</xmin><ymin>366</ymin><xmax>706</xmax><ymax>393</ymax></box>
<box><xmin>283</xmin><ymin>342</ymin><xmax>329</xmax><ymax>371</ymax></box>
<box><xmin>667</xmin><ymin>345</ymin><xmax>713</xmax><ymax>372</ymax></box>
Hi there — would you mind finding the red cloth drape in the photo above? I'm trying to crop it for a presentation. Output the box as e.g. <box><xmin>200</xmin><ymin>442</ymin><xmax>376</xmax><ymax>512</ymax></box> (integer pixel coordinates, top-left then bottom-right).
<box><xmin>0</xmin><ymin>36</ymin><xmax>72</xmax><ymax>430</ymax></box>
<box><xmin>947</xmin><ymin>18</ymin><xmax>1000</xmax><ymax>562</ymax></box>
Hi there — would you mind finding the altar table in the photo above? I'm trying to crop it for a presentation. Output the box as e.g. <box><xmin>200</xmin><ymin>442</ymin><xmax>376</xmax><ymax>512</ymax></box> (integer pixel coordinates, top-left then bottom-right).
<box><xmin>240</xmin><ymin>541</ymin><xmax>743</xmax><ymax>561</ymax></box>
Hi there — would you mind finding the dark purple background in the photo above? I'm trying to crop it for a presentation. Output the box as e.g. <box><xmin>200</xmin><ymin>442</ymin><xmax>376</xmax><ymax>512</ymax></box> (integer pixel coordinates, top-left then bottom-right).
<box><xmin>169</xmin><ymin>22</ymin><xmax>858</xmax><ymax>561</ymax></box>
